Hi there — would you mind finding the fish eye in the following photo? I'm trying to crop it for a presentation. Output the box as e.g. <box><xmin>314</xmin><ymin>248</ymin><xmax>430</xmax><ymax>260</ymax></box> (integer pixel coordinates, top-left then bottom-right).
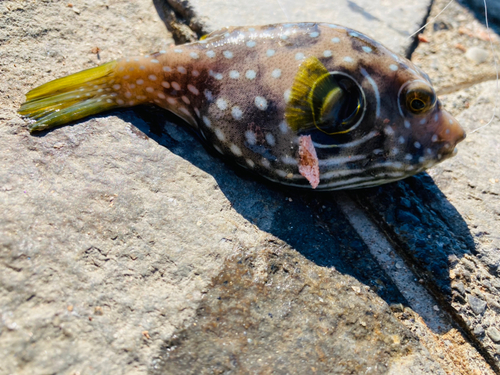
<box><xmin>311</xmin><ymin>72</ymin><xmax>365</xmax><ymax>135</ymax></box>
<box><xmin>285</xmin><ymin>58</ymin><xmax>366</xmax><ymax>136</ymax></box>
<box><xmin>399</xmin><ymin>81</ymin><xmax>437</xmax><ymax>115</ymax></box>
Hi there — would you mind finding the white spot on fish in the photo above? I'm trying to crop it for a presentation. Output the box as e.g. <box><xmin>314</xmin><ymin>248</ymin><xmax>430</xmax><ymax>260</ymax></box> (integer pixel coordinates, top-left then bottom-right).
<box><xmin>434</xmin><ymin>114</ymin><xmax>439</xmax><ymax>122</ymax></box>
<box><xmin>398</xmin><ymin>136</ymin><xmax>405</xmax><ymax>144</ymax></box>
<box><xmin>230</xmin><ymin>144</ymin><xmax>242</xmax><ymax>156</ymax></box>
<box><xmin>310</xmin><ymin>31</ymin><xmax>319</xmax><ymax>37</ymax></box>
<box><xmin>362</xmin><ymin>46</ymin><xmax>372</xmax><ymax>53</ymax></box>
<box><xmin>261</xmin><ymin>158</ymin><xmax>271</xmax><ymax>168</ymax></box>
<box><xmin>432</xmin><ymin>134</ymin><xmax>438</xmax><ymax>142</ymax></box>
<box><xmin>295</xmin><ymin>53</ymin><xmax>305</xmax><ymax>60</ymax></box>
<box><xmin>449</xmin><ymin>119</ymin><xmax>454</xmax><ymax>124</ymax></box>
<box><xmin>248</xmin><ymin>27</ymin><xmax>255</xmax><ymax>32</ymax></box>
<box><xmin>232</xmin><ymin>106</ymin><xmax>243</xmax><ymax>120</ymax></box>
<box><xmin>276</xmin><ymin>170</ymin><xmax>288</xmax><ymax>178</ymax></box>
<box><xmin>246</xmin><ymin>159</ymin><xmax>255</xmax><ymax>168</ymax></box>
<box><xmin>404</xmin><ymin>120</ymin><xmax>411</xmax><ymax>129</ymax></box>
<box><xmin>125</xmin><ymin>92</ymin><xmax>132</xmax><ymax>98</ymax></box>
<box><xmin>179</xmin><ymin>107</ymin><xmax>191</xmax><ymax>117</ymax></box>
<box><xmin>280</xmin><ymin>34</ymin><xmax>288</xmax><ymax>40</ymax></box>
<box><xmin>215</xmin><ymin>128</ymin><xmax>226</xmax><ymax>141</ymax></box>
<box><xmin>206</xmin><ymin>50</ymin><xmax>215</xmax><ymax>58</ymax></box>
<box><xmin>187</xmin><ymin>84</ymin><xmax>199</xmax><ymax>95</ymax></box>
<box><xmin>190</xmin><ymin>52</ymin><xmax>199</xmax><ymax>59</ymax></box>
<box><xmin>112</xmin><ymin>84</ymin><xmax>121</xmax><ymax>90</ymax></box>
<box><xmin>343</xmin><ymin>56</ymin><xmax>354</xmax><ymax>63</ymax></box>
<box><xmin>266</xmin><ymin>49</ymin><xmax>275</xmax><ymax>57</ymax></box>
<box><xmin>420</xmin><ymin>119</ymin><xmax>426</xmax><ymax>125</ymax></box>
<box><xmin>204</xmin><ymin>90</ymin><xmax>213</xmax><ymax>101</ymax></box>
<box><xmin>163</xmin><ymin>66</ymin><xmax>172</xmax><ymax>72</ymax></box>
<box><xmin>391</xmin><ymin>148</ymin><xmax>399</xmax><ymax>155</ymax></box>
<box><xmin>405</xmin><ymin>154</ymin><xmax>413</xmax><ymax>161</ymax></box>
<box><xmin>177</xmin><ymin>66</ymin><xmax>187</xmax><ymax>74</ymax></box>
<box><xmin>148</xmin><ymin>75</ymin><xmax>157</xmax><ymax>81</ymax></box>
<box><xmin>194</xmin><ymin>107</ymin><xmax>200</xmax><ymax>117</ymax></box>
<box><xmin>214</xmin><ymin>145</ymin><xmax>223</xmax><ymax>154</ymax></box>
<box><xmin>265</xmin><ymin>133</ymin><xmax>276</xmax><ymax>146</ymax></box>
<box><xmin>139</xmin><ymin>66</ymin><xmax>146</xmax><ymax>70</ymax></box>
<box><xmin>281</xmin><ymin>156</ymin><xmax>297</xmax><ymax>165</ymax></box>
<box><xmin>418</xmin><ymin>156</ymin><xmax>425</xmax><ymax>163</ymax></box>
<box><xmin>223</xmin><ymin>50</ymin><xmax>233</xmax><ymax>59</ymax></box>
<box><xmin>323</xmin><ymin>50</ymin><xmax>332</xmax><ymax>57</ymax></box>
<box><xmin>414</xmin><ymin>141</ymin><xmax>421</xmax><ymax>149</ymax></box>
<box><xmin>182</xmin><ymin>96</ymin><xmax>190</xmax><ymax>104</ymax></box>
<box><xmin>389</xmin><ymin>64</ymin><xmax>398</xmax><ymax>71</ymax></box>
<box><xmin>279</xmin><ymin>120</ymin><xmax>289</xmax><ymax>134</ymax></box>
<box><xmin>384</xmin><ymin>126</ymin><xmax>394</xmax><ymax>135</ymax></box>
<box><xmin>214</xmin><ymin>72</ymin><xmax>223</xmax><ymax>80</ymax></box>
<box><xmin>123</xmin><ymin>75</ymin><xmax>130</xmax><ymax>80</ymax></box>
<box><xmin>192</xmin><ymin>70</ymin><xmax>200</xmax><ymax>77</ymax></box>
<box><xmin>172</xmin><ymin>82</ymin><xmax>181</xmax><ymax>91</ymax></box>
<box><xmin>246</xmin><ymin>40</ymin><xmax>256</xmax><ymax>48</ymax></box>
<box><xmin>146</xmin><ymin>87</ymin><xmax>154</xmax><ymax>93</ymax></box>
<box><xmin>331</xmin><ymin>37</ymin><xmax>340</xmax><ymax>43</ymax></box>
<box><xmin>217</xmin><ymin>98</ymin><xmax>228</xmax><ymax>110</ymax></box>
<box><xmin>162</xmin><ymin>81</ymin><xmax>170</xmax><ymax>88</ymax></box>
<box><xmin>349</xmin><ymin>32</ymin><xmax>359</xmax><ymax>37</ymax></box>
<box><xmin>174</xmin><ymin>49</ymin><xmax>183</xmax><ymax>53</ymax></box>
<box><xmin>106</xmin><ymin>99</ymin><xmax>113</xmax><ymax>103</ymax></box>
<box><xmin>245</xmin><ymin>70</ymin><xmax>256</xmax><ymax>80</ymax></box>
<box><xmin>229</xmin><ymin>70</ymin><xmax>240</xmax><ymax>79</ymax></box>
<box><xmin>167</xmin><ymin>97</ymin><xmax>176</xmax><ymax>105</ymax></box>
<box><xmin>445</xmin><ymin>129</ymin><xmax>450</xmax><ymax>134</ymax></box>
<box><xmin>271</xmin><ymin>69</ymin><xmax>281</xmax><ymax>78</ymax></box>
<box><xmin>203</xmin><ymin>116</ymin><xmax>211</xmax><ymax>128</ymax></box>
<box><xmin>136</xmin><ymin>79</ymin><xmax>144</xmax><ymax>85</ymax></box>
<box><xmin>116</xmin><ymin>99</ymin><xmax>124</xmax><ymax>105</ymax></box>
<box><xmin>426</xmin><ymin>148</ymin><xmax>432</xmax><ymax>155</ymax></box>
<box><xmin>158</xmin><ymin>92</ymin><xmax>166</xmax><ymax>99</ymax></box>
<box><xmin>245</xmin><ymin>130</ymin><xmax>256</xmax><ymax>145</ymax></box>
<box><xmin>255</xmin><ymin>96</ymin><xmax>268</xmax><ymax>110</ymax></box>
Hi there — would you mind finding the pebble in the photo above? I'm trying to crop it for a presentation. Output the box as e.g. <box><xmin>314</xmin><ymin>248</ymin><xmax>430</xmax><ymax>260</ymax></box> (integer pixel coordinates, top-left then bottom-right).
<box><xmin>487</xmin><ymin>327</ymin><xmax>500</xmax><ymax>343</ymax></box>
<box><xmin>467</xmin><ymin>295</ymin><xmax>487</xmax><ymax>315</ymax></box>
<box><xmin>465</xmin><ymin>47</ymin><xmax>489</xmax><ymax>64</ymax></box>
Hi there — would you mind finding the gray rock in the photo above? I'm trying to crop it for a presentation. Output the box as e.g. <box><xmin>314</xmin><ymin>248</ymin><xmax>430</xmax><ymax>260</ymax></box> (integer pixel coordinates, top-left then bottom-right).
<box><xmin>468</xmin><ymin>295</ymin><xmax>487</xmax><ymax>315</ymax></box>
<box><xmin>488</xmin><ymin>327</ymin><xmax>500</xmax><ymax>343</ymax></box>
<box><xmin>474</xmin><ymin>325</ymin><xmax>485</xmax><ymax>336</ymax></box>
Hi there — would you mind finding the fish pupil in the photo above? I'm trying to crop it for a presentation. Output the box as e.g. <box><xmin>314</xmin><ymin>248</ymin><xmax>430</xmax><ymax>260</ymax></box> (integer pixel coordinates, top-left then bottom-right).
<box><xmin>411</xmin><ymin>98</ymin><xmax>426</xmax><ymax>111</ymax></box>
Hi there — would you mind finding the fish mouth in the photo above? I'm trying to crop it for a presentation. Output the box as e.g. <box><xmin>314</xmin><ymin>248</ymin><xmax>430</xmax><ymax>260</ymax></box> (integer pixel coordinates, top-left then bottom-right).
<box><xmin>437</xmin><ymin>110</ymin><xmax>466</xmax><ymax>148</ymax></box>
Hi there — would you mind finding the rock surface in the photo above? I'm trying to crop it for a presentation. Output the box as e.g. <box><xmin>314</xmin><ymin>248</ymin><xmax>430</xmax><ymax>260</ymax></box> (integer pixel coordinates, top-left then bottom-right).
<box><xmin>1</xmin><ymin>0</ymin><xmax>499</xmax><ymax>374</ymax></box>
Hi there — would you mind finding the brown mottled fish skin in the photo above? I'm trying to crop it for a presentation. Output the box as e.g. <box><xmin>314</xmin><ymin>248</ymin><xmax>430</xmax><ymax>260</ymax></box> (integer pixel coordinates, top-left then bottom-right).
<box><xmin>21</xmin><ymin>23</ymin><xmax>466</xmax><ymax>190</ymax></box>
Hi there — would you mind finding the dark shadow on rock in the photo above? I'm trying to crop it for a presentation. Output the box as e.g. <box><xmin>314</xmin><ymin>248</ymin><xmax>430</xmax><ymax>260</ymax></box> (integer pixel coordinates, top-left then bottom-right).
<box><xmin>125</xmin><ymin>109</ymin><xmax>475</xmax><ymax>319</ymax></box>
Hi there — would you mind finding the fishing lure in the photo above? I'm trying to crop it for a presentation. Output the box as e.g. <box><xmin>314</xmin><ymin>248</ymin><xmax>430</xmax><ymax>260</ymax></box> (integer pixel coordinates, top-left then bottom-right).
<box><xmin>19</xmin><ymin>22</ymin><xmax>465</xmax><ymax>190</ymax></box>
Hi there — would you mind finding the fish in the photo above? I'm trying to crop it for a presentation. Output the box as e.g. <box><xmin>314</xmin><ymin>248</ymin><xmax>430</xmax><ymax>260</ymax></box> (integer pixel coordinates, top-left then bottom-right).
<box><xmin>18</xmin><ymin>22</ymin><xmax>466</xmax><ymax>190</ymax></box>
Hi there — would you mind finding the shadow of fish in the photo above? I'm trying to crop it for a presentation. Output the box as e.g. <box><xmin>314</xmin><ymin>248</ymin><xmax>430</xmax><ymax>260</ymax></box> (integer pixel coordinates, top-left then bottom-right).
<box><xmin>18</xmin><ymin>22</ymin><xmax>465</xmax><ymax>190</ymax></box>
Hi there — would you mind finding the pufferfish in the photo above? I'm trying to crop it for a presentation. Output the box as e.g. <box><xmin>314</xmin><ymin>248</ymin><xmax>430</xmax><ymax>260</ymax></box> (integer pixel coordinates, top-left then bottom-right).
<box><xmin>19</xmin><ymin>22</ymin><xmax>465</xmax><ymax>190</ymax></box>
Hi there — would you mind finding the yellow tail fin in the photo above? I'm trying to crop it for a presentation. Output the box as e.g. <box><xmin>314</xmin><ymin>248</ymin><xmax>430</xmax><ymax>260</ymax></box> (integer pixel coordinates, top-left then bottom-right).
<box><xmin>19</xmin><ymin>61</ymin><xmax>122</xmax><ymax>132</ymax></box>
